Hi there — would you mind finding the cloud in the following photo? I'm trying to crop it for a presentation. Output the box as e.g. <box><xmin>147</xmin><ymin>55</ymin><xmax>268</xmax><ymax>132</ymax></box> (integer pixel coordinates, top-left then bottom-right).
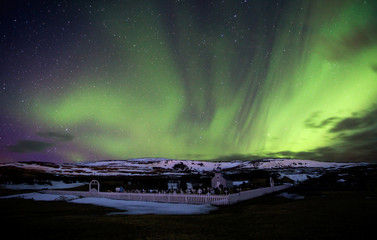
<box><xmin>270</xmin><ymin>145</ymin><xmax>376</xmax><ymax>163</ymax></box>
<box><xmin>372</xmin><ymin>64</ymin><xmax>377</xmax><ymax>73</ymax></box>
<box><xmin>340</xmin><ymin>129</ymin><xmax>376</xmax><ymax>142</ymax></box>
<box><xmin>330</xmin><ymin>107</ymin><xmax>377</xmax><ymax>132</ymax></box>
<box><xmin>212</xmin><ymin>154</ymin><xmax>265</xmax><ymax>161</ymax></box>
<box><xmin>217</xmin><ymin>105</ymin><xmax>377</xmax><ymax>162</ymax></box>
<box><xmin>36</xmin><ymin>131</ymin><xmax>74</xmax><ymax>142</ymax></box>
<box><xmin>330</xmin><ymin>117</ymin><xmax>363</xmax><ymax>132</ymax></box>
<box><xmin>6</xmin><ymin>131</ymin><xmax>73</xmax><ymax>154</ymax></box>
<box><xmin>304</xmin><ymin>112</ymin><xmax>339</xmax><ymax>129</ymax></box>
<box><xmin>7</xmin><ymin>140</ymin><xmax>53</xmax><ymax>153</ymax></box>
<box><xmin>325</xmin><ymin>24</ymin><xmax>377</xmax><ymax>61</ymax></box>
<box><xmin>278</xmin><ymin>106</ymin><xmax>377</xmax><ymax>162</ymax></box>
<box><xmin>272</xmin><ymin>150</ymin><xmax>322</xmax><ymax>160</ymax></box>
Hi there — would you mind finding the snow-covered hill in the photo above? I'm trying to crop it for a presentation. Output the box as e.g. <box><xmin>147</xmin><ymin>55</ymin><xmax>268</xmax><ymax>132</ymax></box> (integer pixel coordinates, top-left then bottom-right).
<box><xmin>0</xmin><ymin>158</ymin><xmax>362</xmax><ymax>176</ymax></box>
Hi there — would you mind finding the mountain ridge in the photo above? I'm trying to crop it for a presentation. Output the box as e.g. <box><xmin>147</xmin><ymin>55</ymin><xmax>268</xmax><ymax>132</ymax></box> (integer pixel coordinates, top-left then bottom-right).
<box><xmin>0</xmin><ymin>158</ymin><xmax>364</xmax><ymax>177</ymax></box>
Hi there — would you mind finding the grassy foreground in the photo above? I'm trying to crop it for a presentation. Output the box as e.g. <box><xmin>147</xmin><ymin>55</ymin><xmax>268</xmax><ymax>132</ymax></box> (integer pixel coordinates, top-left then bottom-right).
<box><xmin>1</xmin><ymin>188</ymin><xmax>377</xmax><ymax>240</ymax></box>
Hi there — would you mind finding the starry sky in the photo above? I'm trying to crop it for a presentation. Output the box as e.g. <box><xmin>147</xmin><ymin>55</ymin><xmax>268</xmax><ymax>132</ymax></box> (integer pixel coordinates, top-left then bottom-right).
<box><xmin>1</xmin><ymin>0</ymin><xmax>377</xmax><ymax>163</ymax></box>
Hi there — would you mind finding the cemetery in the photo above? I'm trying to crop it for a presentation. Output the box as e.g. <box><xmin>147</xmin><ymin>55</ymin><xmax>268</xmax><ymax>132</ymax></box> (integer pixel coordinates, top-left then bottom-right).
<box><xmin>44</xmin><ymin>173</ymin><xmax>292</xmax><ymax>205</ymax></box>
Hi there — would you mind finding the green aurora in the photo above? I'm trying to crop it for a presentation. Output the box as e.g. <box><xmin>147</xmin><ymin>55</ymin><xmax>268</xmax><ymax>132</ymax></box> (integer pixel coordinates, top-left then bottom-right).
<box><xmin>2</xmin><ymin>0</ymin><xmax>377</xmax><ymax>162</ymax></box>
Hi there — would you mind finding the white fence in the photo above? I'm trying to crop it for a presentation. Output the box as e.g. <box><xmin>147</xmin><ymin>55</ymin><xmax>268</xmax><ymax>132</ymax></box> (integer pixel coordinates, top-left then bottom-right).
<box><xmin>228</xmin><ymin>184</ymin><xmax>292</xmax><ymax>204</ymax></box>
<box><xmin>43</xmin><ymin>190</ymin><xmax>231</xmax><ymax>205</ymax></box>
<box><xmin>43</xmin><ymin>184</ymin><xmax>292</xmax><ymax>206</ymax></box>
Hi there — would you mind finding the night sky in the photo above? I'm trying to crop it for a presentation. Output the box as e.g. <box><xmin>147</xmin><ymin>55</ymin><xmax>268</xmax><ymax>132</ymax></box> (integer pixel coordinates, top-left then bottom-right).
<box><xmin>1</xmin><ymin>0</ymin><xmax>377</xmax><ymax>163</ymax></box>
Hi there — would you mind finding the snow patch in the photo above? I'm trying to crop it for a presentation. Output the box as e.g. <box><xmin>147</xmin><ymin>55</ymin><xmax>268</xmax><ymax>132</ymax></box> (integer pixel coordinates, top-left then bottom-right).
<box><xmin>278</xmin><ymin>192</ymin><xmax>305</xmax><ymax>200</ymax></box>
<box><xmin>0</xmin><ymin>192</ymin><xmax>80</xmax><ymax>201</ymax></box>
<box><xmin>0</xmin><ymin>181</ymin><xmax>85</xmax><ymax>190</ymax></box>
<box><xmin>72</xmin><ymin>197</ymin><xmax>218</xmax><ymax>215</ymax></box>
<box><xmin>1</xmin><ymin>192</ymin><xmax>218</xmax><ymax>215</ymax></box>
<box><xmin>233</xmin><ymin>181</ymin><xmax>249</xmax><ymax>186</ymax></box>
<box><xmin>279</xmin><ymin>173</ymin><xmax>321</xmax><ymax>183</ymax></box>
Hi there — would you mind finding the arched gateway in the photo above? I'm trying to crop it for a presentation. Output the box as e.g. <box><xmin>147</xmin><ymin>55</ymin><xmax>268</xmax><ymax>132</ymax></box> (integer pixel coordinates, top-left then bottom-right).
<box><xmin>89</xmin><ymin>180</ymin><xmax>100</xmax><ymax>192</ymax></box>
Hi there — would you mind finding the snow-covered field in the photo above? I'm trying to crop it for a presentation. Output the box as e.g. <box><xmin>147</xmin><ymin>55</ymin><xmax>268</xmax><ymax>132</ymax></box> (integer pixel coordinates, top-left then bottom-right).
<box><xmin>0</xmin><ymin>181</ymin><xmax>85</xmax><ymax>190</ymax></box>
<box><xmin>0</xmin><ymin>192</ymin><xmax>218</xmax><ymax>215</ymax></box>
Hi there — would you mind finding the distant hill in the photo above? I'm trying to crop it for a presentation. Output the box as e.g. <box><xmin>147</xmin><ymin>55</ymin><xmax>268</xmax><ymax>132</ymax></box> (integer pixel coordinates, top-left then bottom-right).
<box><xmin>0</xmin><ymin>158</ymin><xmax>363</xmax><ymax>177</ymax></box>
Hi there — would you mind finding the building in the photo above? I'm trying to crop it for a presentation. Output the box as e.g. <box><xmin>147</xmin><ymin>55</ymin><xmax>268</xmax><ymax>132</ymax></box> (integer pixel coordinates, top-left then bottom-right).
<box><xmin>211</xmin><ymin>172</ymin><xmax>233</xmax><ymax>189</ymax></box>
<box><xmin>167</xmin><ymin>180</ymin><xmax>179</xmax><ymax>190</ymax></box>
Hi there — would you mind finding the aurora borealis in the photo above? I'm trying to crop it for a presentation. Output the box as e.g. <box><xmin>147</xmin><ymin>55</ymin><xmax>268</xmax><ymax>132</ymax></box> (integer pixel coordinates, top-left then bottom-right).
<box><xmin>1</xmin><ymin>0</ymin><xmax>377</xmax><ymax>163</ymax></box>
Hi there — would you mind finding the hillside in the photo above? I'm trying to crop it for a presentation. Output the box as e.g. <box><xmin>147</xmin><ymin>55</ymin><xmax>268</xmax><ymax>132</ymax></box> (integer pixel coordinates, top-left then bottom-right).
<box><xmin>0</xmin><ymin>158</ymin><xmax>361</xmax><ymax>177</ymax></box>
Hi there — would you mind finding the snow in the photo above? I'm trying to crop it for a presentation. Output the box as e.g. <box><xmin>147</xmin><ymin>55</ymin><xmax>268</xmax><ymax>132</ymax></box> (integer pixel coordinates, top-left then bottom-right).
<box><xmin>0</xmin><ymin>158</ymin><xmax>363</xmax><ymax>176</ymax></box>
<box><xmin>72</xmin><ymin>197</ymin><xmax>218</xmax><ymax>215</ymax></box>
<box><xmin>256</xmin><ymin>159</ymin><xmax>352</xmax><ymax>169</ymax></box>
<box><xmin>277</xmin><ymin>192</ymin><xmax>305</xmax><ymax>200</ymax></box>
<box><xmin>0</xmin><ymin>192</ymin><xmax>79</xmax><ymax>201</ymax></box>
<box><xmin>0</xmin><ymin>181</ymin><xmax>85</xmax><ymax>190</ymax></box>
<box><xmin>279</xmin><ymin>173</ymin><xmax>321</xmax><ymax>183</ymax></box>
<box><xmin>233</xmin><ymin>181</ymin><xmax>249</xmax><ymax>186</ymax></box>
<box><xmin>1</xmin><ymin>192</ymin><xmax>218</xmax><ymax>215</ymax></box>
